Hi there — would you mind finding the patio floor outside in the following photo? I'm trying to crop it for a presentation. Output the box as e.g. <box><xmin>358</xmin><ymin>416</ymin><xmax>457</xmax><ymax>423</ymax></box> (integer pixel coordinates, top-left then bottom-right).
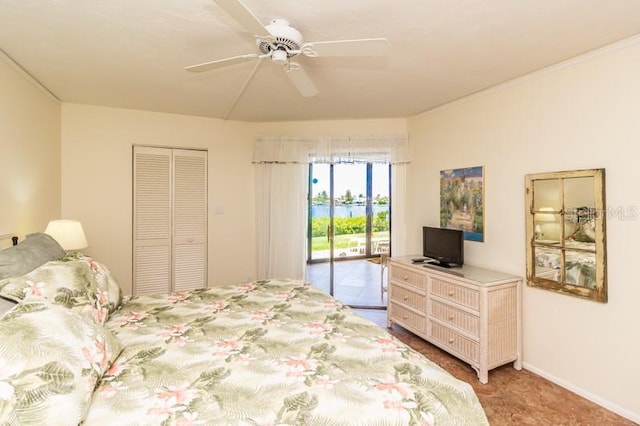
<box><xmin>306</xmin><ymin>258</ymin><xmax>388</xmax><ymax>308</ymax></box>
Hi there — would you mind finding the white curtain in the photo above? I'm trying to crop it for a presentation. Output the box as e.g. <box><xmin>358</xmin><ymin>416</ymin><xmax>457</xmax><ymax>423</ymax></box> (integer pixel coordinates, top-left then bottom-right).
<box><xmin>309</xmin><ymin>135</ymin><xmax>409</xmax><ymax>164</ymax></box>
<box><xmin>391</xmin><ymin>163</ymin><xmax>408</xmax><ymax>256</ymax></box>
<box><xmin>254</xmin><ymin>162</ymin><xmax>308</xmax><ymax>280</ymax></box>
<box><xmin>254</xmin><ymin>134</ymin><xmax>409</xmax><ymax>280</ymax></box>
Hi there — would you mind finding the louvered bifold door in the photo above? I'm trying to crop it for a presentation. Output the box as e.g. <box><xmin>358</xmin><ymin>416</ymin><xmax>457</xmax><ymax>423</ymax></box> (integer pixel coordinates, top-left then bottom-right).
<box><xmin>172</xmin><ymin>149</ymin><xmax>207</xmax><ymax>291</ymax></box>
<box><xmin>133</xmin><ymin>146</ymin><xmax>172</xmax><ymax>295</ymax></box>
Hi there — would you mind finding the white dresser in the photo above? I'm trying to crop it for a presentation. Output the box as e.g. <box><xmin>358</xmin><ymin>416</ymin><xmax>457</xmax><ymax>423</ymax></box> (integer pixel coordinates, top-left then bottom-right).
<box><xmin>387</xmin><ymin>255</ymin><xmax>522</xmax><ymax>384</ymax></box>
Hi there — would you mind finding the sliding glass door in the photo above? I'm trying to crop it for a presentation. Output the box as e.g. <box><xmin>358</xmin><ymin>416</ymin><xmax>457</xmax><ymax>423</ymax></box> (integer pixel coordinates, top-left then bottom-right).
<box><xmin>307</xmin><ymin>162</ymin><xmax>390</xmax><ymax>307</ymax></box>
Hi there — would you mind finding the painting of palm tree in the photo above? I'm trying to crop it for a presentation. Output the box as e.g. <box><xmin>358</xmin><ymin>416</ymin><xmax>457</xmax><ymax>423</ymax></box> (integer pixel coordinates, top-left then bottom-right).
<box><xmin>440</xmin><ymin>166</ymin><xmax>484</xmax><ymax>242</ymax></box>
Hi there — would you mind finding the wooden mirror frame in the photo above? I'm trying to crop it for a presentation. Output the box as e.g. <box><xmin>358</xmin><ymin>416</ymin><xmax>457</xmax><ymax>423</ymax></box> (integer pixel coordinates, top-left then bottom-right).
<box><xmin>525</xmin><ymin>169</ymin><xmax>607</xmax><ymax>303</ymax></box>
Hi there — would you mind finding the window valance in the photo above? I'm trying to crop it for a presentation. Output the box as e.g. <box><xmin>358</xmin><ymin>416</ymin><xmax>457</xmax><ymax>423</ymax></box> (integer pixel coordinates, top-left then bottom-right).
<box><xmin>253</xmin><ymin>134</ymin><xmax>410</xmax><ymax>164</ymax></box>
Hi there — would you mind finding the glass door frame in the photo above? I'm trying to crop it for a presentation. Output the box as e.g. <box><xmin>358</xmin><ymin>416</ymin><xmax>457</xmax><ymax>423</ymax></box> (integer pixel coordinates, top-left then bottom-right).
<box><xmin>306</xmin><ymin>162</ymin><xmax>392</xmax><ymax>307</ymax></box>
<box><xmin>306</xmin><ymin>163</ymin><xmax>336</xmax><ymax>293</ymax></box>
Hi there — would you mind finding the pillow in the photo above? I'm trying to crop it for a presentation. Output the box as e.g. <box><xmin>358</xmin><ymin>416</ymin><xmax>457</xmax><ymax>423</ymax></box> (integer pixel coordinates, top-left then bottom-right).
<box><xmin>0</xmin><ymin>255</ymin><xmax>122</xmax><ymax>324</ymax></box>
<box><xmin>0</xmin><ymin>233</ymin><xmax>66</xmax><ymax>280</ymax></box>
<box><xmin>0</xmin><ymin>299</ymin><xmax>121</xmax><ymax>425</ymax></box>
<box><xmin>0</xmin><ymin>297</ymin><xmax>15</xmax><ymax>318</ymax></box>
<box><xmin>70</xmin><ymin>253</ymin><xmax>122</xmax><ymax>313</ymax></box>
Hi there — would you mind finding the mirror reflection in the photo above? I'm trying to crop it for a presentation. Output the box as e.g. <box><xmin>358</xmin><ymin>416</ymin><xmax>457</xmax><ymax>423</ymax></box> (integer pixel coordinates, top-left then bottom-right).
<box><xmin>525</xmin><ymin>169</ymin><xmax>607</xmax><ymax>302</ymax></box>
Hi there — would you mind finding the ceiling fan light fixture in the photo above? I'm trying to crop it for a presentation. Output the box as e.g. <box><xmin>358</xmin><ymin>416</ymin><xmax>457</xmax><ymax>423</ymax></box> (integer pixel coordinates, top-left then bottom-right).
<box><xmin>271</xmin><ymin>49</ymin><xmax>288</xmax><ymax>65</ymax></box>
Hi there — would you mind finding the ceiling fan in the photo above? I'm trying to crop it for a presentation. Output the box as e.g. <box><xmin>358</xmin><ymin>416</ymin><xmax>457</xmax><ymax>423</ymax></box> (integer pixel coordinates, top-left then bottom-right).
<box><xmin>185</xmin><ymin>0</ymin><xmax>390</xmax><ymax>101</ymax></box>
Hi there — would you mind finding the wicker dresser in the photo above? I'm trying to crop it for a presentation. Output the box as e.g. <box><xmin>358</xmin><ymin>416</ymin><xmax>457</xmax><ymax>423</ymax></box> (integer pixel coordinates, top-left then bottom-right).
<box><xmin>387</xmin><ymin>255</ymin><xmax>522</xmax><ymax>384</ymax></box>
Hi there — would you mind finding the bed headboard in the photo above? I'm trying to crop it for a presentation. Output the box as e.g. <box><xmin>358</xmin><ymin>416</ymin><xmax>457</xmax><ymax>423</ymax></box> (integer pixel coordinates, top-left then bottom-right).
<box><xmin>0</xmin><ymin>233</ymin><xmax>17</xmax><ymax>250</ymax></box>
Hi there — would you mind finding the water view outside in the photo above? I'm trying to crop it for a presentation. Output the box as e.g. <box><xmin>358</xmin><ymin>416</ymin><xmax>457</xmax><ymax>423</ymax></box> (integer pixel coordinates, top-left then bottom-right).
<box><xmin>311</xmin><ymin>204</ymin><xmax>389</xmax><ymax>218</ymax></box>
<box><xmin>309</xmin><ymin>163</ymin><xmax>390</xmax><ymax>260</ymax></box>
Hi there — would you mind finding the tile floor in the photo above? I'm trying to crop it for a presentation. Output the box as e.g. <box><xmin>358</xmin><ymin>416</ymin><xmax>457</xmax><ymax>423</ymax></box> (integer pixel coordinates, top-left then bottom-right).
<box><xmin>366</xmin><ymin>313</ymin><xmax>636</xmax><ymax>425</ymax></box>
<box><xmin>306</xmin><ymin>258</ymin><xmax>388</xmax><ymax>308</ymax></box>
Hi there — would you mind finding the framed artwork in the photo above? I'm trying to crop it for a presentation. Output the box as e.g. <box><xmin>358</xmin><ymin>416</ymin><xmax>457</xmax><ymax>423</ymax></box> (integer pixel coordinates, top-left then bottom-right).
<box><xmin>440</xmin><ymin>166</ymin><xmax>484</xmax><ymax>242</ymax></box>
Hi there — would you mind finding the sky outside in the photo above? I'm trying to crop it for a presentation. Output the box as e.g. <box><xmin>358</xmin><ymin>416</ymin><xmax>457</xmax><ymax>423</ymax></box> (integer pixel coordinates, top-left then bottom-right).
<box><xmin>311</xmin><ymin>163</ymin><xmax>389</xmax><ymax>199</ymax></box>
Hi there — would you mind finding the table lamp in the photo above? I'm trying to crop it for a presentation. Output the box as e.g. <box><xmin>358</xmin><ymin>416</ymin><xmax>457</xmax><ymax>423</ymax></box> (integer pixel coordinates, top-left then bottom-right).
<box><xmin>44</xmin><ymin>220</ymin><xmax>88</xmax><ymax>251</ymax></box>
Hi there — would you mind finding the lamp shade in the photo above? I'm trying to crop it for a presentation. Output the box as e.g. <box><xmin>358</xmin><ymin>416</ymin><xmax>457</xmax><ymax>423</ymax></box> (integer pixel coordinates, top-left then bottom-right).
<box><xmin>535</xmin><ymin>207</ymin><xmax>556</xmax><ymax>222</ymax></box>
<box><xmin>44</xmin><ymin>220</ymin><xmax>88</xmax><ymax>251</ymax></box>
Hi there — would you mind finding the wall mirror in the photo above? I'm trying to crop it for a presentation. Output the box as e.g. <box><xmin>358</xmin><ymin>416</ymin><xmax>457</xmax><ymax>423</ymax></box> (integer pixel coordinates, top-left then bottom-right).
<box><xmin>525</xmin><ymin>169</ymin><xmax>607</xmax><ymax>302</ymax></box>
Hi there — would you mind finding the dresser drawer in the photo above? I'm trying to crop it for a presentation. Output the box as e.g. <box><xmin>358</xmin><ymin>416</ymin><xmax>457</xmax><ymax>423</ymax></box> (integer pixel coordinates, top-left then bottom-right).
<box><xmin>390</xmin><ymin>302</ymin><xmax>426</xmax><ymax>332</ymax></box>
<box><xmin>429</xmin><ymin>299</ymin><xmax>479</xmax><ymax>337</ymax></box>
<box><xmin>390</xmin><ymin>285</ymin><xmax>426</xmax><ymax>312</ymax></box>
<box><xmin>430</xmin><ymin>278</ymin><xmax>479</xmax><ymax>311</ymax></box>
<box><xmin>429</xmin><ymin>321</ymin><xmax>479</xmax><ymax>363</ymax></box>
<box><xmin>389</xmin><ymin>265</ymin><xmax>426</xmax><ymax>291</ymax></box>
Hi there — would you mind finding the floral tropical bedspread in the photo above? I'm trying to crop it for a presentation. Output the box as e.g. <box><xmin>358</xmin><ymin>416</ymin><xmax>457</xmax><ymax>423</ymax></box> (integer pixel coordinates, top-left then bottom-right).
<box><xmin>85</xmin><ymin>279</ymin><xmax>488</xmax><ymax>425</ymax></box>
<box><xmin>535</xmin><ymin>242</ymin><xmax>597</xmax><ymax>289</ymax></box>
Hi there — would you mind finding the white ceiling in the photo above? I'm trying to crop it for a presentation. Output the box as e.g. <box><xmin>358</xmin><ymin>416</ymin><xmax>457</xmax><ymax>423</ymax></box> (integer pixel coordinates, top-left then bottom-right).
<box><xmin>1</xmin><ymin>0</ymin><xmax>640</xmax><ymax>122</ymax></box>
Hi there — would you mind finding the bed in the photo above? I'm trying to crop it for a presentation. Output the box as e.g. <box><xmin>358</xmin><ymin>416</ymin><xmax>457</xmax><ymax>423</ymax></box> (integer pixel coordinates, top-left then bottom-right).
<box><xmin>0</xmin><ymin>234</ymin><xmax>488</xmax><ymax>425</ymax></box>
<box><xmin>534</xmin><ymin>217</ymin><xmax>598</xmax><ymax>289</ymax></box>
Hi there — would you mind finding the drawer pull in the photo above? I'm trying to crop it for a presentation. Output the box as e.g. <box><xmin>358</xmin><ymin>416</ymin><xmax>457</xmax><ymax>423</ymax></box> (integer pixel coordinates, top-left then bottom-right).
<box><xmin>403</xmin><ymin>296</ymin><xmax>409</xmax><ymax>302</ymax></box>
<box><xmin>448</xmin><ymin>315</ymin><xmax>455</xmax><ymax>320</ymax></box>
<box><xmin>448</xmin><ymin>291</ymin><xmax>454</xmax><ymax>296</ymax></box>
<box><xmin>403</xmin><ymin>275</ymin><xmax>409</xmax><ymax>281</ymax></box>
<box><xmin>448</xmin><ymin>338</ymin><xmax>454</xmax><ymax>344</ymax></box>
<box><xmin>403</xmin><ymin>315</ymin><xmax>408</xmax><ymax>320</ymax></box>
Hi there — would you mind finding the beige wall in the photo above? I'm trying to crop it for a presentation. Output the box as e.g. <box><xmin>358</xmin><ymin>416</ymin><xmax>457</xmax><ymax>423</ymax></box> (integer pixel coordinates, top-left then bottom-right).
<box><xmin>0</xmin><ymin>59</ymin><xmax>61</xmax><ymax>247</ymax></box>
<box><xmin>406</xmin><ymin>39</ymin><xmax>640</xmax><ymax>421</ymax></box>
<box><xmin>60</xmin><ymin>104</ymin><xmax>257</xmax><ymax>294</ymax></box>
<box><xmin>59</xmin><ymin>108</ymin><xmax>407</xmax><ymax>294</ymax></box>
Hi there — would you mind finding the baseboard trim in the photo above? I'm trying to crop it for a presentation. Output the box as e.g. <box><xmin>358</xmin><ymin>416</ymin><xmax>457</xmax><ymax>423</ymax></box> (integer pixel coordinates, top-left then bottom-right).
<box><xmin>522</xmin><ymin>362</ymin><xmax>639</xmax><ymax>424</ymax></box>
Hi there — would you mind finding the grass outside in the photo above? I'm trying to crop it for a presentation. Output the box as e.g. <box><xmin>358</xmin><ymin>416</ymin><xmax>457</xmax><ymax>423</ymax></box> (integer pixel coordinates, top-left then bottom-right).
<box><xmin>311</xmin><ymin>232</ymin><xmax>389</xmax><ymax>252</ymax></box>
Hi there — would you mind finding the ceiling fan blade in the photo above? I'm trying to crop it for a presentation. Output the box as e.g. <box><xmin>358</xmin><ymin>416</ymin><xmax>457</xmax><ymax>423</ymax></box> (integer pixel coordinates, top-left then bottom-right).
<box><xmin>286</xmin><ymin>64</ymin><xmax>319</xmax><ymax>97</ymax></box>
<box><xmin>185</xmin><ymin>54</ymin><xmax>259</xmax><ymax>72</ymax></box>
<box><xmin>305</xmin><ymin>38</ymin><xmax>390</xmax><ymax>57</ymax></box>
<box><xmin>214</xmin><ymin>0</ymin><xmax>270</xmax><ymax>37</ymax></box>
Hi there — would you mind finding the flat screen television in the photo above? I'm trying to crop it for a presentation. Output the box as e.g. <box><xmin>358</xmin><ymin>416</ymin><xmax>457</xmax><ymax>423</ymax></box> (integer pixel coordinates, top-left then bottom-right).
<box><xmin>422</xmin><ymin>226</ymin><xmax>464</xmax><ymax>268</ymax></box>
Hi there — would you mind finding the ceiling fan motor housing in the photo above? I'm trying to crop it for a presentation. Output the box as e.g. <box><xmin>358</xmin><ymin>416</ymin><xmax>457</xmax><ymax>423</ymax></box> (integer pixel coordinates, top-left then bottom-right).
<box><xmin>257</xmin><ymin>18</ymin><xmax>304</xmax><ymax>57</ymax></box>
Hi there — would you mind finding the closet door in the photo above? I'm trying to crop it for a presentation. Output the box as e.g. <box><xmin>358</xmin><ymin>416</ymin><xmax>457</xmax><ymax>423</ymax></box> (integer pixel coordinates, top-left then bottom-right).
<box><xmin>133</xmin><ymin>146</ymin><xmax>172</xmax><ymax>295</ymax></box>
<box><xmin>173</xmin><ymin>149</ymin><xmax>207</xmax><ymax>291</ymax></box>
<box><xmin>133</xmin><ymin>146</ymin><xmax>207</xmax><ymax>295</ymax></box>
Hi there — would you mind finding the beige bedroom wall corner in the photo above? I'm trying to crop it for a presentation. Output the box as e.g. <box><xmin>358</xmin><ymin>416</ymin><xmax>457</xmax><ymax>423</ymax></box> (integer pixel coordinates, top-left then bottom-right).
<box><xmin>60</xmin><ymin>104</ymin><xmax>256</xmax><ymax>294</ymax></box>
<box><xmin>406</xmin><ymin>38</ymin><xmax>640</xmax><ymax>422</ymax></box>
<box><xmin>0</xmin><ymin>59</ymin><xmax>61</xmax><ymax>246</ymax></box>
